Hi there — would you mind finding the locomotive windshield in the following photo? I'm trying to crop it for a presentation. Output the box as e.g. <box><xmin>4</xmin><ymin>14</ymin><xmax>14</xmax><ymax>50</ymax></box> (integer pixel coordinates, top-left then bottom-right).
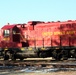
<box><xmin>3</xmin><ymin>30</ymin><xmax>10</xmax><ymax>36</ymax></box>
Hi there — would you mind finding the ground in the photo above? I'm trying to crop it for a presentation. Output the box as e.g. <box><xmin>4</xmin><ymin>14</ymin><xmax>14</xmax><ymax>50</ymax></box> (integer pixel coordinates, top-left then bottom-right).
<box><xmin>0</xmin><ymin>71</ymin><xmax>76</xmax><ymax>75</ymax></box>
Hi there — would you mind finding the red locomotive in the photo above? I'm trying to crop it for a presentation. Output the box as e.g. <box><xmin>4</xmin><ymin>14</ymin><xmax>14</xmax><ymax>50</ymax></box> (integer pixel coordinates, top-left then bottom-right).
<box><xmin>0</xmin><ymin>20</ymin><xmax>76</xmax><ymax>60</ymax></box>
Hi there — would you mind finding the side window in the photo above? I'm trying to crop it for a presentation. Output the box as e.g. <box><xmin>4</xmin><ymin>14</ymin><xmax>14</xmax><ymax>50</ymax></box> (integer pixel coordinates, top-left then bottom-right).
<box><xmin>3</xmin><ymin>30</ymin><xmax>10</xmax><ymax>36</ymax></box>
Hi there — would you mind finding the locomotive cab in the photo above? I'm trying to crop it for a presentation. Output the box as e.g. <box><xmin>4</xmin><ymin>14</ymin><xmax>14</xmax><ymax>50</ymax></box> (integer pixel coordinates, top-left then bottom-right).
<box><xmin>1</xmin><ymin>25</ymin><xmax>20</xmax><ymax>48</ymax></box>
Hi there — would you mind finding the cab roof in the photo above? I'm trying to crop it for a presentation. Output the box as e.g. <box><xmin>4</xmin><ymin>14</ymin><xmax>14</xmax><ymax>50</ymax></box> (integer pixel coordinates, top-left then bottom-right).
<box><xmin>1</xmin><ymin>25</ymin><xmax>16</xmax><ymax>29</ymax></box>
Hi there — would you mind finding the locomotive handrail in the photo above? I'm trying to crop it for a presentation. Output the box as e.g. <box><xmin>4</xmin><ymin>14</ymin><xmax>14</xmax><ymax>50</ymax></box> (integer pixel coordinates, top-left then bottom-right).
<box><xmin>20</xmin><ymin>33</ymin><xmax>27</xmax><ymax>42</ymax></box>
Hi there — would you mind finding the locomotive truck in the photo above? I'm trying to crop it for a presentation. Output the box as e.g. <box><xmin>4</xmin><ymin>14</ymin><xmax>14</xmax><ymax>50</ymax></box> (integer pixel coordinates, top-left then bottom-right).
<box><xmin>0</xmin><ymin>20</ymin><xmax>76</xmax><ymax>60</ymax></box>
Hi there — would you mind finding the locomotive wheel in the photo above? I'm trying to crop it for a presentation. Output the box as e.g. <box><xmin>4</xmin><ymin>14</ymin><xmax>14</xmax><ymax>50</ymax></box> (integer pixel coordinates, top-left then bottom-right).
<box><xmin>5</xmin><ymin>51</ymin><xmax>16</xmax><ymax>61</ymax></box>
<box><xmin>39</xmin><ymin>52</ymin><xmax>46</xmax><ymax>58</ymax></box>
<box><xmin>10</xmin><ymin>54</ymin><xmax>16</xmax><ymax>61</ymax></box>
<box><xmin>54</xmin><ymin>54</ymin><xmax>62</xmax><ymax>60</ymax></box>
<box><xmin>4</xmin><ymin>51</ymin><xmax>10</xmax><ymax>60</ymax></box>
<box><xmin>4</xmin><ymin>55</ymin><xmax>9</xmax><ymax>60</ymax></box>
<box><xmin>62</xmin><ymin>57</ymin><xmax>68</xmax><ymax>60</ymax></box>
<box><xmin>52</xmin><ymin>50</ymin><xmax>62</xmax><ymax>60</ymax></box>
<box><xmin>61</xmin><ymin>50</ymin><xmax>68</xmax><ymax>60</ymax></box>
<box><xmin>20</xmin><ymin>57</ymin><xmax>24</xmax><ymax>60</ymax></box>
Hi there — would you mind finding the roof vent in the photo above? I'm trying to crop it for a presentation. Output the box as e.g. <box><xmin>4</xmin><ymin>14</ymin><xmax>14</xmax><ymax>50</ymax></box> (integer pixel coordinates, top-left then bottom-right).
<box><xmin>28</xmin><ymin>21</ymin><xmax>44</xmax><ymax>25</ymax></box>
<box><xmin>57</xmin><ymin>21</ymin><xmax>60</xmax><ymax>22</ymax></box>
<box><xmin>67</xmin><ymin>20</ymin><xmax>72</xmax><ymax>22</ymax></box>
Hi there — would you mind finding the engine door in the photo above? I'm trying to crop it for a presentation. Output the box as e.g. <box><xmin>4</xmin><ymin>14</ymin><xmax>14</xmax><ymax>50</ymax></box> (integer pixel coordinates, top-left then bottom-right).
<box><xmin>12</xmin><ymin>27</ymin><xmax>20</xmax><ymax>42</ymax></box>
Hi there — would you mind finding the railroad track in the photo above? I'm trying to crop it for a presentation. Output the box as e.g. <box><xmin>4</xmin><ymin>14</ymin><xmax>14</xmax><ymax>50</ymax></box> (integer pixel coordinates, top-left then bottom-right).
<box><xmin>0</xmin><ymin>58</ymin><xmax>76</xmax><ymax>72</ymax></box>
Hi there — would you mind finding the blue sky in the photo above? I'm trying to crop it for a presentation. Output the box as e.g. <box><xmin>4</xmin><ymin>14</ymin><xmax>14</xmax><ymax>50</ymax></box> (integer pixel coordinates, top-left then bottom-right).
<box><xmin>0</xmin><ymin>0</ymin><xmax>76</xmax><ymax>27</ymax></box>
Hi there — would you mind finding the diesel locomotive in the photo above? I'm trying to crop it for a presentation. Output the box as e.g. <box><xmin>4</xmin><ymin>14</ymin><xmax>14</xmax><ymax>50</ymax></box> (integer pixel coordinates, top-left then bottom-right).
<box><xmin>0</xmin><ymin>20</ymin><xmax>76</xmax><ymax>60</ymax></box>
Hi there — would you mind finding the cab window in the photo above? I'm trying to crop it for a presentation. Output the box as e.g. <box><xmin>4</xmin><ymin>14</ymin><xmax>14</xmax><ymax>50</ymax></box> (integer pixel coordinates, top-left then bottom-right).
<box><xmin>3</xmin><ymin>30</ymin><xmax>10</xmax><ymax>36</ymax></box>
